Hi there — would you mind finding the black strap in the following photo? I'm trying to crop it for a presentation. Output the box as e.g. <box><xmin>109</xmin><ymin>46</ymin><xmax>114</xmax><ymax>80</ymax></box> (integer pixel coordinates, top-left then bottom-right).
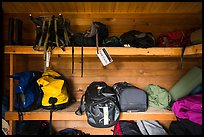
<box><xmin>8</xmin><ymin>17</ymin><xmax>14</xmax><ymax>45</ymax></box>
<box><xmin>96</xmin><ymin>28</ymin><xmax>99</xmax><ymax>54</ymax></box>
<box><xmin>17</xmin><ymin>94</ymin><xmax>23</xmax><ymax>135</ymax></box>
<box><xmin>181</xmin><ymin>46</ymin><xmax>186</xmax><ymax>69</ymax></box>
<box><xmin>72</xmin><ymin>34</ymin><xmax>75</xmax><ymax>74</ymax></box>
<box><xmin>75</xmin><ymin>94</ymin><xmax>85</xmax><ymax>116</ymax></box>
<box><xmin>81</xmin><ymin>37</ymin><xmax>84</xmax><ymax>77</ymax></box>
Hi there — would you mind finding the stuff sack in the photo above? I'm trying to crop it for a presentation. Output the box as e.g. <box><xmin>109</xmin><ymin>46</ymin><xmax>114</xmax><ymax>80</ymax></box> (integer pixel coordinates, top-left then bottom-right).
<box><xmin>169</xmin><ymin>66</ymin><xmax>202</xmax><ymax>101</ymax></box>
<box><xmin>37</xmin><ymin>69</ymin><xmax>70</xmax><ymax>110</ymax></box>
<box><xmin>73</xmin><ymin>21</ymin><xmax>108</xmax><ymax>47</ymax></box>
<box><xmin>75</xmin><ymin>81</ymin><xmax>120</xmax><ymax>128</ymax></box>
<box><xmin>120</xmin><ymin>30</ymin><xmax>155</xmax><ymax>48</ymax></box>
<box><xmin>56</xmin><ymin>128</ymin><xmax>88</xmax><ymax>135</ymax></box>
<box><xmin>113</xmin><ymin>120</ymin><xmax>142</xmax><ymax>135</ymax></box>
<box><xmin>190</xmin><ymin>28</ymin><xmax>202</xmax><ymax>45</ymax></box>
<box><xmin>136</xmin><ymin>120</ymin><xmax>168</xmax><ymax>135</ymax></box>
<box><xmin>172</xmin><ymin>94</ymin><xmax>202</xmax><ymax>125</ymax></box>
<box><xmin>169</xmin><ymin>119</ymin><xmax>202</xmax><ymax>135</ymax></box>
<box><xmin>144</xmin><ymin>84</ymin><xmax>173</xmax><ymax>109</ymax></box>
<box><xmin>112</xmin><ymin>82</ymin><xmax>148</xmax><ymax>112</ymax></box>
<box><xmin>158</xmin><ymin>29</ymin><xmax>195</xmax><ymax>47</ymax></box>
<box><xmin>10</xmin><ymin>71</ymin><xmax>43</xmax><ymax>112</ymax></box>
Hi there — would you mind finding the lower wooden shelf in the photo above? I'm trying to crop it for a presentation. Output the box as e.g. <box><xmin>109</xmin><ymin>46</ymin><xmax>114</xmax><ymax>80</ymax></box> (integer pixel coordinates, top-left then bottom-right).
<box><xmin>5</xmin><ymin>102</ymin><xmax>176</xmax><ymax>121</ymax></box>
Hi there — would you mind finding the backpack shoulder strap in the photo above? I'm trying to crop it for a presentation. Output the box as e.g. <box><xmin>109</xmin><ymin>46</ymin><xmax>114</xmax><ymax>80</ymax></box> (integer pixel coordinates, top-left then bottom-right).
<box><xmin>75</xmin><ymin>94</ymin><xmax>85</xmax><ymax>116</ymax></box>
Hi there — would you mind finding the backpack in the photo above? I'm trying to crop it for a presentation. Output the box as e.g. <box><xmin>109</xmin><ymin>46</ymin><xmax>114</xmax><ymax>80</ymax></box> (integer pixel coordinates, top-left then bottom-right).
<box><xmin>30</xmin><ymin>14</ymin><xmax>71</xmax><ymax>51</ymax></box>
<box><xmin>144</xmin><ymin>84</ymin><xmax>173</xmax><ymax>109</ymax></box>
<box><xmin>158</xmin><ymin>29</ymin><xmax>195</xmax><ymax>47</ymax></box>
<box><xmin>172</xmin><ymin>94</ymin><xmax>202</xmax><ymax>125</ymax></box>
<box><xmin>136</xmin><ymin>120</ymin><xmax>168</xmax><ymax>135</ymax></box>
<box><xmin>75</xmin><ymin>81</ymin><xmax>120</xmax><ymax>128</ymax></box>
<box><xmin>37</xmin><ymin>69</ymin><xmax>72</xmax><ymax>110</ymax></box>
<box><xmin>113</xmin><ymin>120</ymin><xmax>142</xmax><ymax>135</ymax></box>
<box><xmin>56</xmin><ymin>128</ymin><xmax>88</xmax><ymax>135</ymax></box>
<box><xmin>120</xmin><ymin>30</ymin><xmax>155</xmax><ymax>48</ymax></box>
<box><xmin>73</xmin><ymin>21</ymin><xmax>109</xmax><ymax>47</ymax></box>
<box><xmin>169</xmin><ymin>119</ymin><xmax>202</xmax><ymax>135</ymax></box>
<box><xmin>10</xmin><ymin>71</ymin><xmax>43</xmax><ymax>112</ymax></box>
<box><xmin>112</xmin><ymin>82</ymin><xmax>148</xmax><ymax>112</ymax></box>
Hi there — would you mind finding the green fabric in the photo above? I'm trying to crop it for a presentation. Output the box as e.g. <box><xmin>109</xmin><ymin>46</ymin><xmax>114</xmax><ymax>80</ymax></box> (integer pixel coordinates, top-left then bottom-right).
<box><xmin>144</xmin><ymin>84</ymin><xmax>173</xmax><ymax>109</ymax></box>
<box><xmin>169</xmin><ymin>66</ymin><xmax>202</xmax><ymax>101</ymax></box>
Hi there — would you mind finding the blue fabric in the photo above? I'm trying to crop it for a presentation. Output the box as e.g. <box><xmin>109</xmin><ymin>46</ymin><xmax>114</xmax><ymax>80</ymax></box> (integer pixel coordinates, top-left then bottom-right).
<box><xmin>11</xmin><ymin>71</ymin><xmax>42</xmax><ymax>111</ymax></box>
<box><xmin>189</xmin><ymin>84</ymin><xmax>202</xmax><ymax>95</ymax></box>
<box><xmin>2</xmin><ymin>96</ymin><xmax>9</xmax><ymax>119</ymax></box>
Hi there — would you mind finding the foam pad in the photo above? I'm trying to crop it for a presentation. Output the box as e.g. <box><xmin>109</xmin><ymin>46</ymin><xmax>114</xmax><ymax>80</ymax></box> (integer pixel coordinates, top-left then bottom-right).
<box><xmin>169</xmin><ymin>66</ymin><xmax>202</xmax><ymax>101</ymax></box>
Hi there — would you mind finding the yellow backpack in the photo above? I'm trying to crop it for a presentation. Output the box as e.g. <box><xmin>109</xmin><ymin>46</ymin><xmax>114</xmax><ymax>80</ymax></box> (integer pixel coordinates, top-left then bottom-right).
<box><xmin>37</xmin><ymin>69</ymin><xmax>69</xmax><ymax>110</ymax></box>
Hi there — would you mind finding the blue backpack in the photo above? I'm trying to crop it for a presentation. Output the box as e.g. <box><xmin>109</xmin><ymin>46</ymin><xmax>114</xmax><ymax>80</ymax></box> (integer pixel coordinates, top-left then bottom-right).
<box><xmin>10</xmin><ymin>71</ymin><xmax>43</xmax><ymax>112</ymax></box>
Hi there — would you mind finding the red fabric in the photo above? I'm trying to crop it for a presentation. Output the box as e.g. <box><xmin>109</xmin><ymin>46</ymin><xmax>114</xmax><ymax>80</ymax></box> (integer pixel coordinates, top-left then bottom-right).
<box><xmin>113</xmin><ymin>121</ymin><xmax>123</xmax><ymax>135</ymax></box>
<box><xmin>158</xmin><ymin>29</ymin><xmax>195</xmax><ymax>47</ymax></box>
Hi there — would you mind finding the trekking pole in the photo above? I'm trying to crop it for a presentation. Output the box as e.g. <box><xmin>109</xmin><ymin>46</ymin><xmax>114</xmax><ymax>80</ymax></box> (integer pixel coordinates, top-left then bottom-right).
<box><xmin>48</xmin><ymin>97</ymin><xmax>57</xmax><ymax>135</ymax></box>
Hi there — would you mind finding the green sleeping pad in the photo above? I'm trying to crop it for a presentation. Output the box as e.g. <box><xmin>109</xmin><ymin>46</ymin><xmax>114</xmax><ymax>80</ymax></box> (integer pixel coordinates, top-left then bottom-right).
<box><xmin>169</xmin><ymin>66</ymin><xmax>202</xmax><ymax>101</ymax></box>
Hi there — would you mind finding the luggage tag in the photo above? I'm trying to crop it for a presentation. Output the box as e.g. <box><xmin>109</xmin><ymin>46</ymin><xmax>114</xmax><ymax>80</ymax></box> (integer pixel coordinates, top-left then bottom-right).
<box><xmin>103</xmin><ymin>106</ymin><xmax>109</xmax><ymax>125</ymax></box>
<box><xmin>96</xmin><ymin>47</ymin><xmax>113</xmax><ymax>66</ymax></box>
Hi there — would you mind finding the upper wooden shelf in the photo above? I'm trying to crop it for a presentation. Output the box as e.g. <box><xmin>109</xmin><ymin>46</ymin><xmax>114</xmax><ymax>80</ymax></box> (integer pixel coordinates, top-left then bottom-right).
<box><xmin>5</xmin><ymin>101</ymin><xmax>176</xmax><ymax>121</ymax></box>
<box><xmin>4</xmin><ymin>44</ymin><xmax>202</xmax><ymax>57</ymax></box>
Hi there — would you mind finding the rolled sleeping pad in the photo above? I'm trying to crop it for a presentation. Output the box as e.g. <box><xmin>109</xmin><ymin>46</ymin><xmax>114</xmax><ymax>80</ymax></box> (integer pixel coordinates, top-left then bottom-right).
<box><xmin>169</xmin><ymin>66</ymin><xmax>202</xmax><ymax>101</ymax></box>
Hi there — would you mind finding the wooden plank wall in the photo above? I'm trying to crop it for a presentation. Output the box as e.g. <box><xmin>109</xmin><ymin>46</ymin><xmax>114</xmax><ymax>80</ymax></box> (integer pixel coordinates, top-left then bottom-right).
<box><xmin>2</xmin><ymin>13</ymin><xmax>202</xmax><ymax>45</ymax></box>
<box><xmin>4</xmin><ymin>55</ymin><xmax>201</xmax><ymax>102</ymax></box>
<box><xmin>3</xmin><ymin>3</ymin><xmax>202</xmax><ymax>134</ymax></box>
<box><xmin>3</xmin><ymin>54</ymin><xmax>202</xmax><ymax>135</ymax></box>
<box><xmin>4</xmin><ymin>55</ymin><xmax>200</xmax><ymax>135</ymax></box>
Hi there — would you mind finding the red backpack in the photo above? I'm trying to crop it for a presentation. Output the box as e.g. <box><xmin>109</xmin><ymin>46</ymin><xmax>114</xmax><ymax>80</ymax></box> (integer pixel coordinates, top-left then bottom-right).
<box><xmin>158</xmin><ymin>29</ymin><xmax>195</xmax><ymax>47</ymax></box>
<box><xmin>113</xmin><ymin>120</ymin><xmax>142</xmax><ymax>135</ymax></box>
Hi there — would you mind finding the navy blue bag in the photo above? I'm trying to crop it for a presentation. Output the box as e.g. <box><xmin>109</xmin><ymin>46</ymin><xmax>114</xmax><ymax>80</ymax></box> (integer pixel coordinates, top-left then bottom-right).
<box><xmin>10</xmin><ymin>71</ymin><xmax>43</xmax><ymax>112</ymax></box>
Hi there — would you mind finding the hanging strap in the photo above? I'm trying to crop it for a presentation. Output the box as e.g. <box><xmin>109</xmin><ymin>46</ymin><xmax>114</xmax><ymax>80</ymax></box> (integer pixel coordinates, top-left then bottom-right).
<box><xmin>75</xmin><ymin>94</ymin><xmax>85</xmax><ymax>116</ymax></box>
<box><xmin>81</xmin><ymin>37</ymin><xmax>84</xmax><ymax>77</ymax></box>
<box><xmin>181</xmin><ymin>46</ymin><xmax>186</xmax><ymax>69</ymax></box>
<box><xmin>54</xmin><ymin>17</ymin><xmax>59</xmax><ymax>48</ymax></box>
<box><xmin>72</xmin><ymin>34</ymin><xmax>75</xmax><ymax>74</ymax></box>
<box><xmin>38</xmin><ymin>20</ymin><xmax>45</xmax><ymax>50</ymax></box>
<box><xmin>96</xmin><ymin>28</ymin><xmax>99</xmax><ymax>54</ymax></box>
<box><xmin>17</xmin><ymin>94</ymin><xmax>23</xmax><ymax>135</ymax></box>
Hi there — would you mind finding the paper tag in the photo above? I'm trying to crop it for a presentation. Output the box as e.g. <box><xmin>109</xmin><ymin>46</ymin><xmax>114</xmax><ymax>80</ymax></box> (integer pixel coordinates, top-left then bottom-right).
<box><xmin>2</xmin><ymin>118</ymin><xmax>9</xmax><ymax>135</ymax></box>
<box><xmin>103</xmin><ymin>106</ymin><xmax>109</xmax><ymax>125</ymax></box>
<box><xmin>97</xmin><ymin>48</ymin><xmax>113</xmax><ymax>66</ymax></box>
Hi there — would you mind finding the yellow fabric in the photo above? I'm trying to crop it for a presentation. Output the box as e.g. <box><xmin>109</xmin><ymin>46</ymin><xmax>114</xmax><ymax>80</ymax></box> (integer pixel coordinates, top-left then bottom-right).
<box><xmin>37</xmin><ymin>70</ymin><xmax>69</xmax><ymax>107</ymax></box>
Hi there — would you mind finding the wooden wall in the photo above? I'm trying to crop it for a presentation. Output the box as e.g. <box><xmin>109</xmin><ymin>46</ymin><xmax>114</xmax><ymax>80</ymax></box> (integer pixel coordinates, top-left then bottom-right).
<box><xmin>4</xmin><ymin>55</ymin><xmax>202</xmax><ymax>101</ymax></box>
<box><xmin>2</xmin><ymin>12</ymin><xmax>202</xmax><ymax>45</ymax></box>
<box><xmin>2</xmin><ymin>2</ymin><xmax>202</xmax><ymax>135</ymax></box>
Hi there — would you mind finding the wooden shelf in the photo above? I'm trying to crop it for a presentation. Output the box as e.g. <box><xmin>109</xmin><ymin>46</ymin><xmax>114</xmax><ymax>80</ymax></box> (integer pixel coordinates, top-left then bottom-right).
<box><xmin>4</xmin><ymin>44</ymin><xmax>202</xmax><ymax>57</ymax></box>
<box><xmin>5</xmin><ymin>101</ymin><xmax>176</xmax><ymax>121</ymax></box>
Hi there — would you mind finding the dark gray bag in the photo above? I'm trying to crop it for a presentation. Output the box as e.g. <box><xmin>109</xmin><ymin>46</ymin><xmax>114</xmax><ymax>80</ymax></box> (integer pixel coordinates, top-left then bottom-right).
<box><xmin>113</xmin><ymin>82</ymin><xmax>148</xmax><ymax>112</ymax></box>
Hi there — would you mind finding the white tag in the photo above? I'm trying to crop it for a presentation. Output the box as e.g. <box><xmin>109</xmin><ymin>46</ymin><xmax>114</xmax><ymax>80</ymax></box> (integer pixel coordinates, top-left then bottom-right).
<box><xmin>2</xmin><ymin>118</ymin><xmax>9</xmax><ymax>135</ymax></box>
<box><xmin>97</xmin><ymin>48</ymin><xmax>113</xmax><ymax>66</ymax></box>
<box><xmin>124</xmin><ymin>44</ymin><xmax>131</xmax><ymax>47</ymax></box>
<box><xmin>46</xmin><ymin>51</ymin><xmax>51</xmax><ymax>67</ymax></box>
<box><xmin>103</xmin><ymin>106</ymin><xmax>109</xmax><ymax>125</ymax></box>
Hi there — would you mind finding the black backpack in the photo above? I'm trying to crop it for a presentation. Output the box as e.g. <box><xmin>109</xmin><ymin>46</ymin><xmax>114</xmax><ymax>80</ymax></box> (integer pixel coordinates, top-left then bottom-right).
<box><xmin>120</xmin><ymin>30</ymin><xmax>155</xmax><ymax>48</ymax></box>
<box><xmin>75</xmin><ymin>81</ymin><xmax>120</xmax><ymax>128</ymax></box>
<box><xmin>73</xmin><ymin>21</ymin><xmax>109</xmax><ymax>47</ymax></box>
